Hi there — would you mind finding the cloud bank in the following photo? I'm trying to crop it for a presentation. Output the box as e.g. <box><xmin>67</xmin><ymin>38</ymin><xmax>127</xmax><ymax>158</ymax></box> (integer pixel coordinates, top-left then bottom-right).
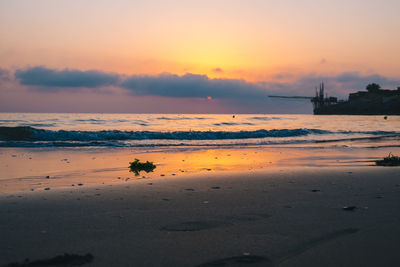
<box><xmin>10</xmin><ymin>66</ymin><xmax>400</xmax><ymax>102</ymax></box>
<box><xmin>121</xmin><ymin>73</ymin><xmax>267</xmax><ymax>99</ymax></box>
<box><xmin>15</xmin><ymin>66</ymin><xmax>120</xmax><ymax>88</ymax></box>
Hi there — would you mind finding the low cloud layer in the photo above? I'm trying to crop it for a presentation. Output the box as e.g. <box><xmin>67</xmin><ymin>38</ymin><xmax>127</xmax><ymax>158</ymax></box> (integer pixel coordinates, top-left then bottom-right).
<box><xmin>121</xmin><ymin>73</ymin><xmax>267</xmax><ymax>99</ymax></box>
<box><xmin>259</xmin><ymin>72</ymin><xmax>400</xmax><ymax>98</ymax></box>
<box><xmin>15</xmin><ymin>66</ymin><xmax>120</xmax><ymax>88</ymax></box>
<box><xmin>9</xmin><ymin>66</ymin><xmax>400</xmax><ymax>105</ymax></box>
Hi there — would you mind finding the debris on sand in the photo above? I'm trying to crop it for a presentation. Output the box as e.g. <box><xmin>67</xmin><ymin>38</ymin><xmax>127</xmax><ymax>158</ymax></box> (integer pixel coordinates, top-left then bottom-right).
<box><xmin>129</xmin><ymin>159</ymin><xmax>156</xmax><ymax>176</ymax></box>
<box><xmin>376</xmin><ymin>153</ymin><xmax>400</xmax><ymax>166</ymax></box>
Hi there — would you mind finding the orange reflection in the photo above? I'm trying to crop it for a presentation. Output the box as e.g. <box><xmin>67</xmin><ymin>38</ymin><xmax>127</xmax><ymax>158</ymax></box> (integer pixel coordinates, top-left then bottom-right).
<box><xmin>0</xmin><ymin>146</ymin><xmax>386</xmax><ymax>194</ymax></box>
<box><xmin>0</xmin><ymin>147</ymin><xmax>284</xmax><ymax>194</ymax></box>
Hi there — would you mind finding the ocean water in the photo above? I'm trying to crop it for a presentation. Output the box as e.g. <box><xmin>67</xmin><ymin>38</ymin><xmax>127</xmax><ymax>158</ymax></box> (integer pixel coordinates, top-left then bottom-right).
<box><xmin>0</xmin><ymin>113</ymin><xmax>399</xmax><ymax>148</ymax></box>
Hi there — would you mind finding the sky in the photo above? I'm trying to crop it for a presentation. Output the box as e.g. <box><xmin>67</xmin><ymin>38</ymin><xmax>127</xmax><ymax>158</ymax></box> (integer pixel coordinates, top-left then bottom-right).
<box><xmin>1</xmin><ymin>0</ymin><xmax>400</xmax><ymax>113</ymax></box>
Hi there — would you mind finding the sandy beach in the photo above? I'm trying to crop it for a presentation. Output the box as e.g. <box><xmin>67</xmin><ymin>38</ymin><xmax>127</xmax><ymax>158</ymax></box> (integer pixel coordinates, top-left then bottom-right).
<box><xmin>1</xmin><ymin>147</ymin><xmax>400</xmax><ymax>266</ymax></box>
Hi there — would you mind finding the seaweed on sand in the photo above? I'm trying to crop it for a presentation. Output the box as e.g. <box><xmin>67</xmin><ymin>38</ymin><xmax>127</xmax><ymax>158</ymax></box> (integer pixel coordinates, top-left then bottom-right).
<box><xmin>129</xmin><ymin>159</ymin><xmax>156</xmax><ymax>176</ymax></box>
<box><xmin>376</xmin><ymin>153</ymin><xmax>400</xmax><ymax>166</ymax></box>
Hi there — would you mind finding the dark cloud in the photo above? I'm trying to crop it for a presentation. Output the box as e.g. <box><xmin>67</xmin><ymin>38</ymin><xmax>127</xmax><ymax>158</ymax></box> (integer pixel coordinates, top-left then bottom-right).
<box><xmin>212</xmin><ymin>67</ymin><xmax>224</xmax><ymax>73</ymax></box>
<box><xmin>10</xmin><ymin>66</ymin><xmax>400</xmax><ymax>103</ymax></box>
<box><xmin>298</xmin><ymin>72</ymin><xmax>399</xmax><ymax>97</ymax></box>
<box><xmin>334</xmin><ymin>72</ymin><xmax>392</xmax><ymax>86</ymax></box>
<box><xmin>258</xmin><ymin>72</ymin><xmax>400</xmax><ymax>98</ymax></box>
<box><xmin>15</xmin><ymin>66</ymin><xmax>120</xmax><ymax>88</ymax></box>
<box><xmin>4</xmin><ymin>66</ymin><xmax>400</xmax><ymax>113</ymax></box>
<box><xmin>121</xmin><ymin>73</ymin><xmax>268</xmax><ymax>99</ymax></box>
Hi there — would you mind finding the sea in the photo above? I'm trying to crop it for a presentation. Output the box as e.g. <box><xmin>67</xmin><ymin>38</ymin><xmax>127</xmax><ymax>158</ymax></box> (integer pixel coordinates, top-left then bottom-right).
<box><xmin>0</xmin><ymin>113</ymin><xmax>399</xmax><ymax>149</ymax></box>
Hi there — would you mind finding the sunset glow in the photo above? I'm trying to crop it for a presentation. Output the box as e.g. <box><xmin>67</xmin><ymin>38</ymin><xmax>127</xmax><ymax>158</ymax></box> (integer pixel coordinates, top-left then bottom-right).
<box><xmin>1</xmin><ymin>0</ymin><xmax>399</xmax><ymax>113</ymax></box>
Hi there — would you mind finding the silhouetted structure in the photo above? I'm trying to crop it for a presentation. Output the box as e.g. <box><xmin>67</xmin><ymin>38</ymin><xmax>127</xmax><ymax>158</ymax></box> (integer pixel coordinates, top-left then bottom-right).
<box><xmin>311</xmin><ymin>82</ymin><xmax>338</xmax><ymax>111</ymax></box>
<box><xmin>312</xmin><ymin>83</ymin><xmax>400</xmax><ymax>115</ymax></box>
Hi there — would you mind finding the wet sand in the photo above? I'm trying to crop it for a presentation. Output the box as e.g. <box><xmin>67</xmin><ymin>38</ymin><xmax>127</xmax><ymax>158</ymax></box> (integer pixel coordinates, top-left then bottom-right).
<box><xmin>1</xmin><ymin>165</ymin><xmax>400</xmax><ymax>266</ymax></box>
<box><xmin>0</xmin><ymin>146</ymin><xmax>394</xmax><ymax>194</ymax></box>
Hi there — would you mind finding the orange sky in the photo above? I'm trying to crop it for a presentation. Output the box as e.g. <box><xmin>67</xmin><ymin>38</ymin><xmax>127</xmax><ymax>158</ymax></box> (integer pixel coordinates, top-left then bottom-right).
<box><xmin>1</xmin><ymin>0</ymin><xmax>399</xmax><ymax>81</ymax></box>
<box><xmin>1</xmin><ymin>0</ymin><xmax>400</xmax><ymax>113</ymax></box>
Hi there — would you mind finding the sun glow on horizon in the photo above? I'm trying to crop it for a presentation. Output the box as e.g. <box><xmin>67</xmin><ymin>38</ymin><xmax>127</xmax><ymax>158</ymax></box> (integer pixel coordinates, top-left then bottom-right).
<box><xmin>1</xmin><ymin>0</ymin><xmax>400</xmax><ymax>113</ymax></box>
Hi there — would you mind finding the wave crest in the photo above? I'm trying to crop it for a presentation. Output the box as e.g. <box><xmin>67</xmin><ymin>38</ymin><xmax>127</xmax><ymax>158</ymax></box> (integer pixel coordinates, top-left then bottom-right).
<box><xmin>0</xmin><ymin>126</ymin><xmax>328</xmax><ymax>141</ymax></box>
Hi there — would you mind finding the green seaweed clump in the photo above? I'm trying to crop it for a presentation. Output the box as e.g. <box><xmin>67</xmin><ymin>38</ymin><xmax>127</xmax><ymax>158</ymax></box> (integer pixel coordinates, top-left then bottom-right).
<box><xmin>129</xmin><ymin>158</ymin><xmax>156</xmax><ymax>176</ymax></box>
<box><xmin>376</xmin><ymin>153</ymin><xmax>400</xmax><ymax>166</ymax></box>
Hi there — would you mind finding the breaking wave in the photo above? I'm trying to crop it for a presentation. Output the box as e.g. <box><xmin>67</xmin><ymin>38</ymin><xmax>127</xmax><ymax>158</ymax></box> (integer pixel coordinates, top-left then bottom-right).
<box><xmin>1</xmin><ymin>126</ymin><xmax>398</xmax><ymax>148</ymax></box>
<box><xmin>0</xmin><ymin>126</ymin><xmax>329</xmax><ymax>141</ymax></box>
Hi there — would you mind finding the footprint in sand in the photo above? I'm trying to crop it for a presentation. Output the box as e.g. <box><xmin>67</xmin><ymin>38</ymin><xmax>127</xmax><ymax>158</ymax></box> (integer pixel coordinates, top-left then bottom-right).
<box><xmin>199</xmin><ymin>228</ymin><xmax>360</xmax><ymax>266</ymax></box>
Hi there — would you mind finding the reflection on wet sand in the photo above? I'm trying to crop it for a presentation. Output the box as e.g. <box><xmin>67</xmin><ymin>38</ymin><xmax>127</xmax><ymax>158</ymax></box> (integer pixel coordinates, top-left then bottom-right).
<box><xmin>1</xmin><ymin>145</ymin><xmax>395</xmax><ymax>194</ymax></box>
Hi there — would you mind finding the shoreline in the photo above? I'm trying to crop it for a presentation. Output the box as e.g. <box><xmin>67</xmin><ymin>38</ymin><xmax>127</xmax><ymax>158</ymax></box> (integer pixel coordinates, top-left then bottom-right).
<box><xmin>1</xmin><ymin>145</ymin><xmax>398</xmax><ymax>194</ymax></box>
